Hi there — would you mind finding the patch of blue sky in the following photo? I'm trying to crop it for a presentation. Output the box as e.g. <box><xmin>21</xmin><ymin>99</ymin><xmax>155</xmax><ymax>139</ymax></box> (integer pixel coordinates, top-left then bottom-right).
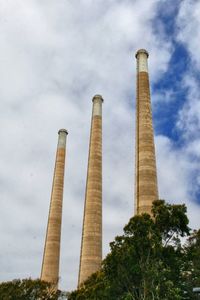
<box><xmin>153</xmin><ymin>44</ymin><xmax>189</xmax><ymax>144</ymax></box>
<box><xmin>194</xmin><ymin>190</ymin><xmax>200</xmax><ymax>205</ymax></box>
<box><xmin>154</xmin><ymin>0</ymin><xmax>181</xmax><ymax>37</ymax></box>
<box><xmin>187</xmin><ymin>168</ymin><xmax>200</xmax><ymax>204</ymax></box>
<box><xmin>152</xmin><ymin>1</ymin><xmax>191</xmax><ymax>146</ymax></box>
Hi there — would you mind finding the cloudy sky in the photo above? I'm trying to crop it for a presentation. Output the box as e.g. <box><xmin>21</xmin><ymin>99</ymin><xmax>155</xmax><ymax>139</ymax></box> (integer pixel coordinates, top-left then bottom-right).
<box><xmin>0</xmin><ymin>0</ymin><xmax>200</xmax><ymax>292</ymax></box>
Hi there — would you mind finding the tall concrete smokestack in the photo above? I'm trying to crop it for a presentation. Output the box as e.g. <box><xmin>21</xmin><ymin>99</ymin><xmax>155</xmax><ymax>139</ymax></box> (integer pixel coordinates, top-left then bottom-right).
<box><xmin>41</xmin><ymin>129</ymin><xmax>68</xmax><ymax>288</ymax></box>
<box><xmin>134</xmin><ymin>49</ymin><xmax>158</xmax><ymax>215</ymax></box>
<box><xmin>78</xmin><ymin>95</ymin><xmax>103</xmax><ymax>286</ymax></box>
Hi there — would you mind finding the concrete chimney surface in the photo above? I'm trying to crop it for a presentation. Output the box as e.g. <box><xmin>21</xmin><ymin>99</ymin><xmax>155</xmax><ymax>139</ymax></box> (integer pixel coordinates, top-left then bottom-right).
<box><xmin>58</xmin><ymin>129</ymin><xmax>68</xmax><ymax>148</ymax></box>
<box><xmin>92</xmin><ymin>95</ymin><xmax>104</xmax><ymax>117</ymax></box>
<box><xmin>136</xmin><ymin>49</ymin><xmax>149</xmax><ymax>73</ymax></box>
<box><xmin>134</xmin><ymin>50</ymin><xmax>158</xmax><ymax>215</ymax></box>
<box><xmin>41</xmin><ymin>129</ymin><xmax>67</xmax><ymax>289</ymax></box>
<box><xmin>78</xmin><ymin>95</ymin><xmax>103</xmax><ymax>286</ymax></box>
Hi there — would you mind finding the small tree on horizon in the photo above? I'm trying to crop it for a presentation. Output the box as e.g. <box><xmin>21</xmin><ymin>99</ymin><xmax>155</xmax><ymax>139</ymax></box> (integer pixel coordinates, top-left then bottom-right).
<box><xmin>0</xmin><ymin>278</ymin><xmax>62</xmax><ymax>300</ymax></box>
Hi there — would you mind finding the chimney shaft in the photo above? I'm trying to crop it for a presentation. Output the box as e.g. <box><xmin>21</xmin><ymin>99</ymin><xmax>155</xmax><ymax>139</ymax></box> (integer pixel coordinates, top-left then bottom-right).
<box><xmin>41</xmin><ymin>129</ymin><xmax>68</xmax><ymax>288</ymax></box>
<box><xmin>78</xmin><ymin>95</ymin><xmax>103</xmax><ymax>286</ymax></box>
<box><xmin>135</xmin><ymin>49</ymin><xmax>158</xmax><ymax>215</ymax></box>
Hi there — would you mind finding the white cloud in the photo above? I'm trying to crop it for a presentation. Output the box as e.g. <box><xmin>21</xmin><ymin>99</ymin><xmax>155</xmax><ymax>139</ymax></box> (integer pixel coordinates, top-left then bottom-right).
<box><xmin>156</xmin><ymin>134</ymin><xmax>200</xmax><ymax>230</ymax></box>
<box><xmin>169</xmin><ymin>1</ymin><xmax>200</xmax><ymax>216</ymax></box>
<box><xmin>177</xmin><ymin>0</ymin><xmax>200</xmax><ymax>69</ymax></box>
<box><xmin>176</xmin><ymin>74</ymin><xmax>200</xmax><ymax>141</ymax></box>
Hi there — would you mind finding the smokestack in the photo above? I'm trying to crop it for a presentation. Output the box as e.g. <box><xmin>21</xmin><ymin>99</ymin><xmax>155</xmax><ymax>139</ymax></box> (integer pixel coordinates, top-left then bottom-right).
<box><xmin>41</xmin><ymin>129</ymin><xmax>68</xmax><ymax>289</ymax></box>
<box><xmin>78</xmin><ymin>95</ymin><xmax>103</xmax><ymax>286</ymax></box>
<box><xmin>134</xmin><ymin>49</ymin><xmax>158</xmax><ymax>215</ymax></box>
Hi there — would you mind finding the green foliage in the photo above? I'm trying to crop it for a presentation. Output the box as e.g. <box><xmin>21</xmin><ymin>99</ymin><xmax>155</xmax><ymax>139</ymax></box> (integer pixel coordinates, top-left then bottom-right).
<box><xmin>0</xmin><ymin>278</ymin><xmax>62</xmax><ymax>300</ymax></box>
<box><xmin>152</xmin><ymin>200</ymin><xmax>190</xmax><ymax>244</ymax></box>
<box><xmin>69</xmin><ymin>271</ymin><xmax>109</xmax><ymax>300</ymax></box>
<box><xmin>69</xmin><ymin>200</ymin><xmax>196</xmax><ymax>300</ymax></box>
<box><xmin>181</xmin><ymin>229</ymin><xmax>200</xmax><ymax>299</ymax></box>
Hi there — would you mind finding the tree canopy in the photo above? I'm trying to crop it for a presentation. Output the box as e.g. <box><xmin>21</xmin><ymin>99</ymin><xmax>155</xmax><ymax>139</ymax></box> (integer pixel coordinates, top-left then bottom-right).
<box><xmin>1</xmin><ymin>200</ymin><xmax>200</xmax><ymax>299</ymax></box>
<box><xmin>69</xmin><ymin>200</ymin><xmax>200</xmax><ymax>300</ymax></box>
<box><xmin>0</xmin><ymin>278</ymin><xmax>63</xmax><ymax>300</ymax></box>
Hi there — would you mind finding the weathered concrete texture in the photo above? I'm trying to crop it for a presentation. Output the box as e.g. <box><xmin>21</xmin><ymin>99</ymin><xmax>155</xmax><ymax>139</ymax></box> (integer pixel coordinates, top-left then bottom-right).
<box><xmin>41</xmin><ymin>129</ymin><xmax>68</xmax><ymax>289</ymax></box>
<box><xmin>78</xmin><ymin>95</ymin><xmax>103</xmax><ymax>287</ymax></box>
<box><xmin>135</xmin><ymin>50</ymin><xmax>158</xmax><ymax>215</ymax></box>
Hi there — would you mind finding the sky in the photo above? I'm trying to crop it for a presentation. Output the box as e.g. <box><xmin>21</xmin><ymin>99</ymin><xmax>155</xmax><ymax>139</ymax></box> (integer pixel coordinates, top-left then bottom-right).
<box><xmin>0</xmin><ymin>0</ymin><xmax>200</xmax><ymax>292</ymax></box>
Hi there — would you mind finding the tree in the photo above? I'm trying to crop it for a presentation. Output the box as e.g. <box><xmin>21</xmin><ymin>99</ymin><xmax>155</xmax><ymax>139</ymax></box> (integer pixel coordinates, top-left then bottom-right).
<box><xmin>69</xmin><ymin>200</ymin><xmax>191</xmax><ymax>300</ymax></box>
<box><xmin>181</xmin><ymin>229</ymin><xmax>200</xmax><ymax>299</ymax></box>
<box><xmin>0</xmin><ymin>278</ymin><xmax>62</xmax><ymax>300</ymax></box>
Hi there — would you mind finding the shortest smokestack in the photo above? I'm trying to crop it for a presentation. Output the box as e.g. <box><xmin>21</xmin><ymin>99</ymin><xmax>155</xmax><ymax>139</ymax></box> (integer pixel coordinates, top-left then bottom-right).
<box><xmin>41</xmin><ymin>129</ymin><xmax>68</xmax><ymax>289</ymax></box>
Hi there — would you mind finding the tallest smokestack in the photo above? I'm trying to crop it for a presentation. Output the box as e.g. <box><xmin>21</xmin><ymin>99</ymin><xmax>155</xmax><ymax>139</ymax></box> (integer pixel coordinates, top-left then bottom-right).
<box><xmin>134</xmin><ymin>49</ymin><xmax>158</xmax><ymax>215</ymax></box>
<box><xmin>78</xmin><ymin>95</ymin><xmax>103</xmax><ymax>286</ymax></box>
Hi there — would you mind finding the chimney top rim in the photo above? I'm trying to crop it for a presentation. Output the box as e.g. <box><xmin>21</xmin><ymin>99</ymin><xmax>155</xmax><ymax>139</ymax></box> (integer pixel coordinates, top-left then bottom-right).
<box><xmin>58</xmin><ymin>129</ymin><xmax>68</xmax><ymax>135</ymax></box>
<box><xmin>135</xmin><ymin>49</ymin><xmax>149</xmax><ymax>58</ymax></box>
<box><xmin>92</xmin><ymin>94</ymin><xmax>104</xmax><ymax>102</ymax></box>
